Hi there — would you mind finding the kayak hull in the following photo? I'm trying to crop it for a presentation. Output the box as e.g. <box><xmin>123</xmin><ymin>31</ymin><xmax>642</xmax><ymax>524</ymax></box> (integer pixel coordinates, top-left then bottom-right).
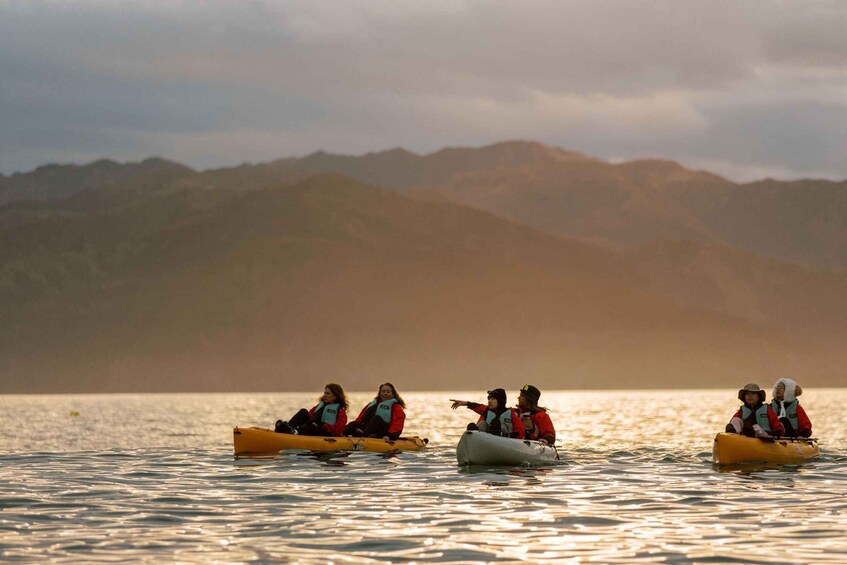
<box><xmin>712</xmin><ymin>432</ymin><xmax>819</xmax><ymax>465</ymax></box>
<box><xmin>456</xmin><ymin>430</ymin><xmax>559</xmax><ymax>466</ymax></box>
<box><xmin>233</xmin><ymin>426</ymin><xmax>427</xmax><ymax>455</ymax></box>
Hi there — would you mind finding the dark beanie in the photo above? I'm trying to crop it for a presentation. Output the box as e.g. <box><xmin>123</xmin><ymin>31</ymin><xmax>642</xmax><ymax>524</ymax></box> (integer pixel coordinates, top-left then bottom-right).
<box><xmin>487</xmin><ymin>388</ymin><xmax>507</xmax><ymax>411</ymax></box>
<box><xmin>519</xmin><ymin>384</ymin><xmax>541</xmax><ymax>405</ymax></box>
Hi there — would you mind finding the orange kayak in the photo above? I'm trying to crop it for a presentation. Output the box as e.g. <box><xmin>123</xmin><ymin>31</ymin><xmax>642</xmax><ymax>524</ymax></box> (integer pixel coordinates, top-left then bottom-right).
<box><xmin>712</xmin><ymin>432</ymin><xmax>819</xmax><ymax>465</ymax></box>
<box><xmin>233</xmin><ymin>426</ymin><xmax>428</xmax><ymax>455</ymax></box>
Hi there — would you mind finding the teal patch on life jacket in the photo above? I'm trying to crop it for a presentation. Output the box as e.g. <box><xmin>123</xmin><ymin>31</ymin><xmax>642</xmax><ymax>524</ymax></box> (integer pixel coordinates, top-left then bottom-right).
<box><xmin>483</xmin><ymin>410</ymin><xmax>513</xmax><ymax>434</ymax></box>
<box><xmin>316</xmin><ymin>402</ymin><xmax>340</xmax><ymax>426</ymax></box>
<box><xmin>375</xmin><ymin>398</ymin><xmax>398</xmax><ymax>423</ymax></box>
<box><xmin>772</xmin><ymin>399</ymin><xmax>799</xmax><ymax>431</ymax></box>
<box><xmin>741</xmin><ymin>404</ymin><xmax>771</xmax><ymax>432</ymax></box>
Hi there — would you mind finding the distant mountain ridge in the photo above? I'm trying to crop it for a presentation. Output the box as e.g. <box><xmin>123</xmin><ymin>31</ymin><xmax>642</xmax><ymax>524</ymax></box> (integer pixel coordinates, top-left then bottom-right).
<box><xmin>276</xmin><ymin>142</ymin><xmax>846</xmax><ymax>269</ymax></box>
<box><xmin>415</xmin><ymin>150</ymin><xmax>847</xmax><ymax>269</ymax></box>
<box><xmin>2</xmin><ymin>142</ymin><xmax>846</xmax><ymax>392</ymax></box>
<box><xmin>5</xmin><ymin>141</ymin><xmax>844</xmax><ymax>268</ymax></box>
<box><xmin>0</xmin><ymin>158</ymin><xmax>194</xmax><ymax>205</ymax></box>
<box><xmin>267</xmin><ymin>141</ymin><xmax>596</xmax><ymax>189</ymax></box>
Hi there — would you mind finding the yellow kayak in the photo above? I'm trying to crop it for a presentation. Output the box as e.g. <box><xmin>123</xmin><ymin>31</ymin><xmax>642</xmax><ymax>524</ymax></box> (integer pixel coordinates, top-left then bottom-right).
<box><xmin>712</xmin><ymin>432</ymin><xmax>819</xmax><ymax>465</ymax></box>
<box><xmin>233</xmin><ymin>426</ymin><xmax>428</xmax><ymax>455</ymax></box>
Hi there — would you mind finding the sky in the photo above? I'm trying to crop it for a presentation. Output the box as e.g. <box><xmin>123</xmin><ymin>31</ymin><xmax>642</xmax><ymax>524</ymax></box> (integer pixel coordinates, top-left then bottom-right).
<box><xmin>2</xmin><ymin>1</ymin><xmax>846</xmax><ymax>182</ymax></box>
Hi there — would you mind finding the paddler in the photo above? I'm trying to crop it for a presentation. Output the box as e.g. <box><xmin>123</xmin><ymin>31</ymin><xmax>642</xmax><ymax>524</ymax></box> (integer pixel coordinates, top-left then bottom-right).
<box><xmin>516</xmin><ymin>384</ymin><xmax>555</xmax><ymax>445</ymax></box>
<box><xmin>771</xmin><ymin>378</ymin><xmax>813</xmax><ymax>438</ymax></box>
<box><xmin>725</xmin><ymin>382</ymin><xmax>784</xmax><ymax>438</ymax></box>
<box><xmin>275</xmin><ymin>383</ymin><xmax>348</xmax><ymax>436</ymax></box>
<box><xmin>450</xmin><ymin>388</ymin><xmax>525</xmax><ymax>439</ymax></box>
<box><xmin>344</xmin><ymin>382</ymin><xmax>407</xmax><ymax>440</ymax></box>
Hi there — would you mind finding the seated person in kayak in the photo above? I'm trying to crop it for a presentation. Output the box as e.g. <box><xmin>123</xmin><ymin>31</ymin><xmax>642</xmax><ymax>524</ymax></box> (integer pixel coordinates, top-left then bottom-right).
<box><xmin>275</xmin><ymin>383</ymin><xmax>348</xmax><ymax>436</ymax></box>
<box><xmin>344</xmin><ymin>382</ymin><xmax>406</xmax><ymax>440</ymax></box>
<box><xmin>725</xmin><ymin>382</ymin><xmax>784</xmax><ymax>438</ymax></box>
<box><xmin>771</xmin><ymin>378</ymin><xmax>813</xmax><ymax>438</ymax></box>
<box><xmin>450</xmin><ymin>388</ymin><xmax>525</xmax><ymax>439</ymax></box>
<box><xmin>517</xmin><ymin>384</ymin><xmax>555</xmax><ymax>445</ymax></box>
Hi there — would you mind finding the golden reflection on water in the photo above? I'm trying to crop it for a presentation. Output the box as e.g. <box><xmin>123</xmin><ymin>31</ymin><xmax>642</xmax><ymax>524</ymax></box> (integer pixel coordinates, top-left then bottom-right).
<box><xmin>0</xmin><ymin>389</ymin><xmax>845</xmax><ymax>562</ymax></box>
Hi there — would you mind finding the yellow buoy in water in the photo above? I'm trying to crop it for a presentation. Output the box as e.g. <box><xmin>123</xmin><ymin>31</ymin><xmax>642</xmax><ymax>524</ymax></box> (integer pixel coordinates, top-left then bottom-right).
<box><xmin>69</xmin><ymin>410</ymin><xmax>80</xmax><ymax>417</ymax></box>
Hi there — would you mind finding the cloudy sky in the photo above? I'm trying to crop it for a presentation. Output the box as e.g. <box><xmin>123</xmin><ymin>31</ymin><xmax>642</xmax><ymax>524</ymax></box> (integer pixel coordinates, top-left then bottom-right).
<box><xmin>2</xmin><ymin>1</ymin><xmax>846</xmax><ymax>181</ymax></box>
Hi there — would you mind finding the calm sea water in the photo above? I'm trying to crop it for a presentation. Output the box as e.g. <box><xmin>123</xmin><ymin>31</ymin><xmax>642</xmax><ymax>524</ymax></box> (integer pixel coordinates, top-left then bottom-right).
<box><xmin>1</xmin><ymin>389</ymin><xmax>845</xmax><ymax>563</ymax></box>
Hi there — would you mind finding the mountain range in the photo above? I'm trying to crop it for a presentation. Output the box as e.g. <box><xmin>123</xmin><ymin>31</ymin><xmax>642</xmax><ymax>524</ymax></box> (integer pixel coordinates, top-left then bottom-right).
<box><xmin>1</xmin><ymin>142</ymin><xmax>844</xmax><ymax>392</ymax></box>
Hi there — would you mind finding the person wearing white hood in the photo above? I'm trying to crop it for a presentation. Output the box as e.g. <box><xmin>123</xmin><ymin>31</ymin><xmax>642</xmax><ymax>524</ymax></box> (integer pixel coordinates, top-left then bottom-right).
<box><xmin>771</xmin><ymin>378</ymin><xmax>813</xmax><ymax>438</ymax></box>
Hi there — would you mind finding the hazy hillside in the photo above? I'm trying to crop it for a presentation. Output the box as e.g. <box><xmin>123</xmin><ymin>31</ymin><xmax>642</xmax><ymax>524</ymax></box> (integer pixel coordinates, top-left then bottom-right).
<box><xmin>266</xmin><ymin>142</ymin><xmax>596</xmax><ymax>190</ymax></box>
<box><xmin>2</xmin><ymin>143</ymin><xmax>845</xmax><ymax>392</ymax></box>
<box><xmin>422</xmin><ymin>152</ymin><xmax>847</xmax><ymax>269</ymax></box>
<box><xmin>4</xmin><ymin>174</ymin><xmax>842</xmax><ymax>393</ymax></box>
<box><xmin>0</xmin><ymin>158</ymin><xmax>194</xmax><ymax>205</ymax></box>
<box><xmin>629</xmin><ymin>239</ymin><xmax>847</xmax><ymax>333</ymax></box>
<box><xmin>213</xmin><ymin>142</ymin><xmax>847</xmax><ymax>269</ymax></box>
<box><xmin>5</xmin><ymin>142</ymin><xmax>845</xmax><ymax>268</ymax></box>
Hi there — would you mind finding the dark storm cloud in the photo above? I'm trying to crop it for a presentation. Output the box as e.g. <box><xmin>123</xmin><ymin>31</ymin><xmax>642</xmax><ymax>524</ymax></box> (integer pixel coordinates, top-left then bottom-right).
<box><xmin>1</xmin><ymin>1</ymin><xmax>846</xmax><ymax>180</ymax></box>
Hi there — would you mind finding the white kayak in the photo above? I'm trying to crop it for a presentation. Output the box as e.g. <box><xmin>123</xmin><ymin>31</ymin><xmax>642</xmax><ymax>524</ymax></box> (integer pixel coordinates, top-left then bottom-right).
<box><xmin>456</xmin><ymin>430</ymin><xmax>559</xmax><ymax>466</ymax></box>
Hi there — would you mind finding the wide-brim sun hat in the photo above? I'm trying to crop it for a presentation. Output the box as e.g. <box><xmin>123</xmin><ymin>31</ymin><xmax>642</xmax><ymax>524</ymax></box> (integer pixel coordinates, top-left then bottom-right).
<box><xmin>738</xmin><ymin>382</ymin><xmax>766</xmax><ymax>402</ymax></box>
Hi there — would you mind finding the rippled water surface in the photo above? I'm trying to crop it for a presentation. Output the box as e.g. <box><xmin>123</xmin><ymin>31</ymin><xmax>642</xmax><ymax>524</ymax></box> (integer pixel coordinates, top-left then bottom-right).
<box><xmin>1</xmin><ymin>389</ymin><xmax>845</xmax><ymax>563</ymax></box>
